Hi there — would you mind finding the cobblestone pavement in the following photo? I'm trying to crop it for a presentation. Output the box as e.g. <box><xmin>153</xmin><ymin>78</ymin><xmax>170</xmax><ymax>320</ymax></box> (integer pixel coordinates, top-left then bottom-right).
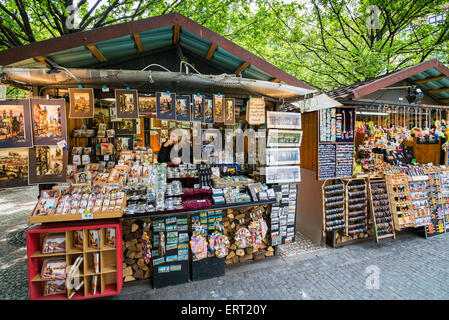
<box><xmin>1</xmin><ymin>186</ymin><xmax>449</xmax><ymax>300</ymax></box>
<box><xmin>0</xmin><ymin>186</ymin><xmax>38</xmax><ymax>300</ymax></box>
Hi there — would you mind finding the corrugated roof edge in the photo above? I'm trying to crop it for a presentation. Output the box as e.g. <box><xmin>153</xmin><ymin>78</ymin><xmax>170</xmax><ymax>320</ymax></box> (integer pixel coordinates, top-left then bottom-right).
<box><xmin>0</xmin><ymin>13</ymin><xmax>314</xmax><ymax>91</ymax></box>
<box><xmin>327</xmin><ymin>59</ymin><xmax>449</xmax><ymax>100</ymax></box>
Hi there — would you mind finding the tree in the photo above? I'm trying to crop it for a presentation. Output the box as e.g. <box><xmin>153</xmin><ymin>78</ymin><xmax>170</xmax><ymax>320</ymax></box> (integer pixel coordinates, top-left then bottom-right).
<box><xmin>256</xmin><ymin>0</ymin><xmax>449</xmax><ymax>90</ymax></box>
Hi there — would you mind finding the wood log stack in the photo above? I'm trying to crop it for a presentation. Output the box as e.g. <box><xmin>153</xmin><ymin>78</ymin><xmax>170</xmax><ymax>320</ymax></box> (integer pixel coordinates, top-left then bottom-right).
<box><xmin>223</xmin><ymin>205</ymin><xmax>274</xmax><ymax>265</ymax></box>
<box><xmin>122</xmin><ymin>219</ymin><xmax>152</xmax><ymax>282</ymax></box>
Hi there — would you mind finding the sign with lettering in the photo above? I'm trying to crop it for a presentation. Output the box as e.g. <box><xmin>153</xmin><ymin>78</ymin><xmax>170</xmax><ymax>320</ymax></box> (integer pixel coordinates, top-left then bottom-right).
<box><xmin>246</xmin><ymin>98</ymin><xmax>265</xmax><ymax>125</ymax></box>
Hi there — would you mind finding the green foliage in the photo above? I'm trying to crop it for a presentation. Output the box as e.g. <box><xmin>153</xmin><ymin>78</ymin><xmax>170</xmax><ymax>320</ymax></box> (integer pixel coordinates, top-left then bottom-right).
<box><xmin>1</xmin><ymin>0</ymin><xmax>449</xmax><ymax>91</ymax></box>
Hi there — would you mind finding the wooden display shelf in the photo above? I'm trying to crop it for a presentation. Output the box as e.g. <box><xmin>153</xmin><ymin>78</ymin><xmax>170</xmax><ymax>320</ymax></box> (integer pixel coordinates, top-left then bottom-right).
<box><xmin>29</xmin><ymin>195</ymin><xmax>127</xmax><ymax>224</ymax></box>
<box><xmin>26</xmin><ymin>220</ymin><xmax>122</xmax><ymax>300</ymax></box>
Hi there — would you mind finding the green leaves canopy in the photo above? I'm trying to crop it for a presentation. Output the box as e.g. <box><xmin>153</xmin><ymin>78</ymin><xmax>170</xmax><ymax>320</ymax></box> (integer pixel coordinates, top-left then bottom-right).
<box><xmin>1</xmin><ymin>0</ymin><xmax>449</xmax><ymax>91</ymax></box>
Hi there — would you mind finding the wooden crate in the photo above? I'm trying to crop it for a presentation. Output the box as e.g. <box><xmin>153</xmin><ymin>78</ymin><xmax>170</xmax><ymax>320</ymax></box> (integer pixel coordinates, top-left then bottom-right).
<box><xmin>29</xmin><ymin>195</ymin><xmax>126</xmax><ymax>224</ymax></box>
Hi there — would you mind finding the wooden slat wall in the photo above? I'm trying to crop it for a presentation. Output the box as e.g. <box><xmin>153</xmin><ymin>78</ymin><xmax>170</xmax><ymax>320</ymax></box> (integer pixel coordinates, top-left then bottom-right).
<box><xmin>300</xmin><ymin>111</ymin><xmax>318</xmax><ymax>171</ymax></box>
<box><xmin>403</xmin><ymin>139</ymin><xmax>442</xmax><ymax>165</ymax></box>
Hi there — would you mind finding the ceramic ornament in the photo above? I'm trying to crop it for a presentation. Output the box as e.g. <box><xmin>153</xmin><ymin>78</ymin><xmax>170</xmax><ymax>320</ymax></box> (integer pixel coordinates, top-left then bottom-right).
<box><xmin>234</xmin><ymin>227</ymin><xmax>252</xmax><ymax>249</ymax></box>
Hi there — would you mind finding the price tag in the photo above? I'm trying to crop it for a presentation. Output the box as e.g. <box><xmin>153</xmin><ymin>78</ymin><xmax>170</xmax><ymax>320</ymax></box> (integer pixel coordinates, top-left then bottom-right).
<box><xmin>104</xmin><ymin>155</ymin><xmax>110</xmax><ymax>161</ymax></box>
<box><xmin>82</xmin><ymin>209</ymin><xmax>93</xmax><ymax>220</ymax></box>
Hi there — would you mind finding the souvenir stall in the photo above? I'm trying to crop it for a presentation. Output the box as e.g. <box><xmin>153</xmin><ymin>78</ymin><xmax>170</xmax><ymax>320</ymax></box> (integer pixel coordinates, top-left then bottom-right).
<box><xmin>0</xmin><ymin>12</ymin><xmax>345</xmax><ymax>298</ymax></box>
<box><xmin>295</xmin><ymin>58</ymin><xmax>449</xmax><ymax>247</ymax></box>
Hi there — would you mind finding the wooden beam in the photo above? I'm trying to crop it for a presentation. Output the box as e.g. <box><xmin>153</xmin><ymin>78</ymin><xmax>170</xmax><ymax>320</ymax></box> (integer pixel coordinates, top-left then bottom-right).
<box><xmin>270</xmin><ymin>78</ymin><xmax>281</xmax><ymax>83</ymax></box>
<box><xmin>173</xmin><ymin>24</ymin><xmax>180</xmax><ymax>44</ymax></box>
<box><xmin>85</xmin><ymin>43</ymin><xmax>107</xmax><ymax>62</ymax></box>
<box><xmin>440</xmin><ymin>98</ymin><xmax>449</xmax><ymax>103</ymax></box>
<box><xmin>34</xmin><ymin>56</ymin><xmax>51</xmax><ymax>67</ymax></box>
<box><xmin>133</xmin><ymin>33</ymin><xmax>144</xmax><ymax>53</ymax></box>
<box><xmin>206</xmin><ymin>43</ymin><xmax>217</xmax><ymax>60</ymax></box>
<box><xmin>234</xmin><ymin>61</ymin><xmax>250</xmax><ymax>75</ymax></box>
<box><xmin>415</xmin><ymin>75</ymin><xmax>448</xmax><ymax>84</ymax></box>
<box><xmin>428</xmin><ymin>87</ymin><xmax>449</xmax><ymax>94</ymax></box>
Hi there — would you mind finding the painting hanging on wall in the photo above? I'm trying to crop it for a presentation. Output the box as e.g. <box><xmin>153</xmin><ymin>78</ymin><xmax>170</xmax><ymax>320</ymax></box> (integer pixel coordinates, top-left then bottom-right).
<box><xmin>138</xmin><ymin>95</ymin><xmax>156</xmax><ymax>116</ymax></box>
<box><xmin>0</xmin><ymin>99</ymin><xmax>33</xmax><ymax>149</ymax></box>
<box><xmin>156</xmin><ymin>92</ymin><xmax>176</xmax><ymax>120</ymax></box>
<box><xmin>115</xmin><ymin>89</ymin><xmax>138</xmax><ymax>119</ymax></box>
<box><xmin>192</xmin><ymin>94</ymin><xmax>204</xmax><ymax>122</ymax></box>
<box><xmin>28</xmin><ymin>146</ymin><xmax>68</xmax><ymax>184</ymax></box>
<box><xmin>267</xmin><ymin>129</ymin><xmax>302</xmax><ymax>147</ymax></box>
<box><xmin>68</xmin><ymin>88</ymin><xmax>94</xmax><ymax>118</ymax></box>
<box><xmin>204</xmin><ymin>97</ymin><xmax>214</xmax><ymax>124</ymax></box>
<box><xmin>175</xmin><ymin>95</ymin><xmax>191</xmax><ymax>122</ymax></box>
<box><xmin>0</xmin><ymin>148</ymin><xmax>29</xmax><ymax>188</ymax></box>
<box><xmin>113</xmin><ymin>119</ymin><xmax>137</xmax><ymax>135</ymax></box>
<box><xmin>31</xmin><ymin>98</ymin><xmax>67</xmax><ymax>146</ymax></box>
<box><xmin>224</xmin><ymin>98</ymin><xmax>235</xmax><ymax>125</ymax></box>
<box><xmin>213</xmin><ymin>94</ymin><xmax>224</xmax><ymax>122</ymax></box>
<box><xmin>267</xmin><ymin>111</ymin><xmax>301</xmax><ymax>129</ymax></box>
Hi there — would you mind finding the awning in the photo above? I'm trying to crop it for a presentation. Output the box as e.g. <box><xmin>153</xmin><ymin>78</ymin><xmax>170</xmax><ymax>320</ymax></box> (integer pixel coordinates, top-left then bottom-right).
<box><xmin>0</xmin><ymin>67</ymin><xmax>341</xmax><ymax>109</ymax></box>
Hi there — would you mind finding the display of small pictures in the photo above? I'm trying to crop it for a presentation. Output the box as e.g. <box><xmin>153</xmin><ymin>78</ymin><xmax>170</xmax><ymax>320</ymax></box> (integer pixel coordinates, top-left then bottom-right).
<box><xmin>204</xmin><ymin>98</ymin><xmax>214</xmax><ymax>123</ymax></box>
<box><xmin>175</xmin><ymin>95</ymin><xmax>191</xmax><ymax>122</ymax></box>
<box><xmin>224</xmin><ymin>98</ymin><xmax>235</xmax><ymax>125</ymax></box>
<box><xmin>267</xmin><ymin>129</ymin><xmax>302</xmax><ymax>147</ymax></box>
<box><xmin>318</xmin><ymin>144</ymin><xmax>336</xmax><ymax>180</ymax></box>
<box><xmin>336</xmin><ymin>144</ymin><xmax>354</xmax><ymax>178</ymax></box>
<box><xmin>115</xmin><ymin>89</ymin><xmax>138</xmax><ymax>119</ymax></box>
<box><xmin>266</xmin><ymin>148</ymin><xmax>300</xmax><ymax>165</ymax></box>
<box><xmin>156</xmin><ymin>92</ymin><xmax>176</xmax><ymax>120</ymax></box>
<box><xmin>42</xmin><ymin>233</ymin><xmax>66</xmax><ymax>254</ymax></box>
<box><xmin>68</xmin><ymin>88</ymin><xmax>94</xmax><ymax>118</ymax></box>
<box><xmin>138</xmin><ymin>95</ymin><xmax>156</xmax><ymax>115</ymax></box>
<box><xmin>213</xmin><ymin>94</ymin><xmax>224</xmax><ymax>122</ymax></box>
<box><xmin>271</xmin><ymin>184</ymin><xmax>297</xmax><ymax>246</ymax></box>
<box><xmin>0</xmin><ymin>99</ymin><xmax>33</xmax><ymax>149</ymax></box>
<box><xmin>113</xmin><ymin>119</ymin><xmax>136</xmax><ymax>135</ymax></box>
<box><xmin>31</xmin><ymin>98</ymin><xmax>67</xmax><ymax>146</ymax></box>
<box><xmin>192</xmin><ymin>95</ymin><xmax>204</xmax><ymax>122</ymax></box>
<box><xmin>28</xmin><ymin>146</ymin><xmax>68</xmax><ymax>184</ymax></box>
<box><xmin>265</xmin><ymin>166</ymin><xmax>301</xmax><ymax>183</ymax></box>
<box><xmin>267</xmin><ymin>111</ymin><xmax>301</xmax><ymax>129</ymax></box>
<box><xmin>0</xmin><ymin>148</ymin><xmax>28</xmax><ymax>188</ymax></box>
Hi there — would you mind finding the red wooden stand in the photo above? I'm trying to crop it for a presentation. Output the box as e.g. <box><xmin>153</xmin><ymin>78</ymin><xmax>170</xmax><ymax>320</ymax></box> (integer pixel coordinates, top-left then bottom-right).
<box><xmin>26</xmin><ymin>219</ymin><xmax>123</xmax><ymax>300</ymax></box>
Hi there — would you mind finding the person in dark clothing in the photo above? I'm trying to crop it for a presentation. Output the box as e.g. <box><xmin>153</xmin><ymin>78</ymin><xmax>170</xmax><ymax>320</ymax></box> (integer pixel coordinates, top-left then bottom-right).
<box><xmin>157</xmin><ymin>128</ymin><xmax>192</xmax><ymax>164</ymax></box>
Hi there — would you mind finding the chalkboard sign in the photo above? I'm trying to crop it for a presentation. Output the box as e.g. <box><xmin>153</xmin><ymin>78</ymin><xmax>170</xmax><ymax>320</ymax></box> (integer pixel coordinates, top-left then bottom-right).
<box><xmin>318</xmin><ymin>144</ymin><xmax>336</xmax><ymax>180</ymax></box>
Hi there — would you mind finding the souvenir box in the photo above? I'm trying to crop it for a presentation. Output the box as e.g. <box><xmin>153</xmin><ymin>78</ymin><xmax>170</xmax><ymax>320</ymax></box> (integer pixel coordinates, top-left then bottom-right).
<box><xmin>29</xmin><ymin>186</ymin><xmax>127</xmax><ymax>223</ymax></box>
<box><xmin>26</xmin><ymin>220</ymin><xmax>123</xmax><ymax>300</ymax></box>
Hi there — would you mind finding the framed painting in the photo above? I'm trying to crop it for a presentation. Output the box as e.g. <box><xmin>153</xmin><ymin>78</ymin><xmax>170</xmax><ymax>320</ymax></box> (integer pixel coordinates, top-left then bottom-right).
<box><xmin>192</xmin><ymin>95</ymin><xmax>204</xmax><ymax>122</ymax></box>
<box><xmin>31</xmin><ymin>98</ymin><xmax>67</xmax><ymax>146</ymax></box>
<box><xmin>224</xmin><ymin>98</ymin><xmax>235</xmax><ymax>125</ymax></box>
<box><xmin>175</xmin><ymin>95</ymin><xmax>191</xmax><ymax>122</ymax></box>
<box><xmin>266</xmin><ymin>148</ymin><xmax>300</xmax><ymax>165</ymax></box>
<box><xmin>204</xmin><ymin>97</ymin><xmax>214</xmax><ymax>123</ymax></box>
<box><xmin>265</xmin><ymin>166</ymin><xmax>301</xmax><ymax>184</ymax></box>
<box><xmin>113</xmin><ymin>119</ymin><xmax>137</xmax><ymax>135</ymax></box>
<box><xmin>267</xmin><ymin>111</ymin><xmax>301</xmax><ymax>129</ymax></box>
<box><xmin>115</xmin><ymin>89</ymin><xmax>138</xmax><ymax>119</ymax></box>
<box><xmin>28</xmin><ymin>146</ymin><xmax>68</xmax><ymax>184</ymax></box>
<box><xmin>0</xmin><ymin>99</ymin><xmax>33</xmax><ymax>149</ymax></box>
<box><xmin>213</xmin><ymin>94</ymin><xmax>224</xmax><ymax>122</ymax></box>
<box><xmin>156</xmin><ymin>92</ymin><xmax>176</xmax><ymax>120</ymax></box>
<box><xmin>0</xmin><ymin>148</ymin><xmax>29</xmax><ymax>188</ymax></box>
<box><xmin>267</xmin><ymin>129</ymin><xmax>302</xmax><ymax>147</ymax></box>
<box><xmin>68</xmin><ymin>88</ymin><xmax>94</xmax><ymax>118</ymax></box>
<box><xmin>138</xmin><ymin>95</ymin><xmax>156</xmax><ymax>116</ymax></box>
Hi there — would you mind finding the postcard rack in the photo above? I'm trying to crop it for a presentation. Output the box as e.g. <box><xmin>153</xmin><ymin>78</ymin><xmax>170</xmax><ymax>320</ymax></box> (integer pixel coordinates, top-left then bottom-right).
<box><xmin>367</xmin><ymin>178</ymin><xmax>396</xmax><ymax>243</ymax></box>
<box><xmin>26</xmin><ymin>220</ymin><xmax>122</xmax><ymax>300</ymax></box>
